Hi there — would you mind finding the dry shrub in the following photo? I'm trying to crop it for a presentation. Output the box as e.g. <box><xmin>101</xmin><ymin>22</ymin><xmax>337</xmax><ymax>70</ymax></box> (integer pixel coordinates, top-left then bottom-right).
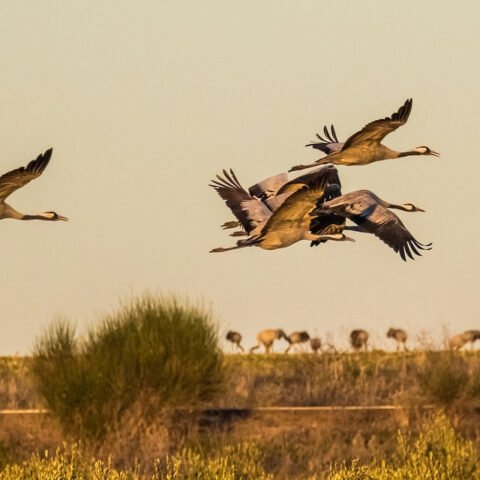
<box><xmin>417</xmin><ymin>352</ymin><xmax>470</xmax><ymax>405</ymax></box>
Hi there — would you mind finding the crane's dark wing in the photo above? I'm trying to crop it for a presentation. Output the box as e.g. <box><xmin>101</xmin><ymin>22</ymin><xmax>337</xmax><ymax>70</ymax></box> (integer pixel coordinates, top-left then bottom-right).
<box><xmin>306</xmin><ymin>125</ymin><xmax>344</xmax><ymax>154</ymax></box>
<box><xmin>341</xmin><ymin>99</ymin><xmax>413</xmax><ymax>150</ymax></box>
<box><xmin>276</xmin><ymin>164</ymin><xmax>341</xmax><ymax>196</ymax></box>
<box><xmin>264</xmin><ymin>191</ymin><xmax>292</xmax><ymax>212</ymax></box>
<box><xmin>309</xmin><ymin>183</ymin><xmax>345</xmax><ymax>247</ymax></box>
<box><xmin>351</xmin><ymin>210</ymin><xmax>432</xmax><ymax>261</ymax></box>
<box><xmin>210</xmin><ymin>169</ymin><xmax>271</xmax><ymax>235</ymax></box>
<box><xmin>0</xmin><ymin>148</ymin><xmax>53</xmax><ymax>202</ymax></box>
<box><xmin>352</xmin><ymin>212</ymin><xmax>431</xmax><ymax>261</ymax></box>
<box><xmin>248</xmin><ymin>173</ymin><xmax>289</xmax><ymax>200</ymax></box>
<box><xmin>260</xmin><ymin>171</ymin><xmax>334</xmax><ymax>236</ymax></box>
<box><xmin>318</xmin><ymin>190</ymin><xmax>431</xmax><ymax>261</ymax></box>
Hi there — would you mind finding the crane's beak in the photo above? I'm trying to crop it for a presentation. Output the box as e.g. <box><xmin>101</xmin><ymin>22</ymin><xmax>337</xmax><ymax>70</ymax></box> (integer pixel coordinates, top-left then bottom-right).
<box><xmin>57</xmin><ymin>215</ymin><xmax>69</xmax><ymax>221</ymax></box>
<box><xmin>416</xmin><ymin>207</ymin><xmax>425</xmax><ymax>213</ymax></box>
<box><xmin>429</xmin><ymin>150</ymin><xmax>440</xmax><ymax>157</ymax></box>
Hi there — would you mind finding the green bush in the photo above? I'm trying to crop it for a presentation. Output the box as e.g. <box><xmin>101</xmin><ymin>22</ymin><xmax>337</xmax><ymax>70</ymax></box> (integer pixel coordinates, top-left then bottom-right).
<box><xmin>0</xmin><ymin>443</ymin><xmax>272</xmax><ymax>480</ymax></box>
<box><xmin>328</xmin><ymin>412</ymin><xmax>480</xmax><ymax>480</ymax></box>
<box><xmin>31</xmin><ymin>295</ymin><xmax>224</xmax><ymax>439</ymax></box>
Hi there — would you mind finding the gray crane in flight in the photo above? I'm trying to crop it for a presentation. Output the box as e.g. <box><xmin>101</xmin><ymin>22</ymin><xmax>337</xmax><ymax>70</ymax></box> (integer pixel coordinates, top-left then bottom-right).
<box><xmin>312</xmin><ymin>189</ymin><xmax>431</xmax><ymax>261</ymax></box>
<box><xmin>290</xmin><ymin>99</ymin><xmax>439</xmax><ymax>171</ymax></box>
<box><xmin>0</xmin><ymin>148</ymin><xmax>68</xmax><ymax>223</ymax></box>
<box><xmin>209</xmin><ymin>166</ymin><xmax>353</xmax><ymax>252</ymax></box>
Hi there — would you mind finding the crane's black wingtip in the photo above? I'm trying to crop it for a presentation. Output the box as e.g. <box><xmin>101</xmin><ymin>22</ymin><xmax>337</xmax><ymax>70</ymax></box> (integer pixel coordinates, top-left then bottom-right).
<box><xmin>42</xmin><ymin>148</ymin><xmax>53</xmax><ymax>161</ymax></box>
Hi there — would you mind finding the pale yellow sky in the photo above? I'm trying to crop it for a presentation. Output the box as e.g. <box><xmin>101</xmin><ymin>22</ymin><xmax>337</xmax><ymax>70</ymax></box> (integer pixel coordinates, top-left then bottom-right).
<box><xmin>1</xmin><ymin>1</ymin><xmax>479</xmax><ymax>353</ymax></box>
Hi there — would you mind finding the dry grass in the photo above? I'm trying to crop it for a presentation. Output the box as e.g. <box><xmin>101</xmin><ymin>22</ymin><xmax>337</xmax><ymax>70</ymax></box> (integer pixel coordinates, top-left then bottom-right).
<box><xmin>0</xmin><ymin>350</ymin><xmax>479</xmax><ymax>478</ymax></box>
<box><xmin>220</xmin><ymin>350</ymin><xmax>480</xmax><ymax>407</ymax></box>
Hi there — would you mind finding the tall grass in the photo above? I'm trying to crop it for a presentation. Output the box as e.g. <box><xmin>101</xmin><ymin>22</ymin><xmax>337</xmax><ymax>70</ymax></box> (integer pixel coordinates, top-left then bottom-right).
<box><xmin>0</xmin><ymin>356</ymin><xmax>37</xmax><ymax>409</ymax></box>
<box><xmin>0</xmin><ymin>443</ymin><xmax>272</xmax><ymax>480</ymax></box>
<box><xmin>221</xmin><ymin>352</ymin><xmax>416</xmax><ymax>407</ymax></box>
<box><xmin>417</xmin><ymin>351</ymin><xmax>471</xmax><ymax>405</ymax></box>
<box><xmin>31</xmin><ymin>294</ymin><xmax>224</xmax><ymax>439</ymax></box>
<box><xmin>0</xmin><ymin>414</ymin><xmax>477</xmax><ymax>479</ymax></box>
<box><xmin>327</xmin><ymin>412</ymin><xmax>480</xmax><ymax>479</ymax></box>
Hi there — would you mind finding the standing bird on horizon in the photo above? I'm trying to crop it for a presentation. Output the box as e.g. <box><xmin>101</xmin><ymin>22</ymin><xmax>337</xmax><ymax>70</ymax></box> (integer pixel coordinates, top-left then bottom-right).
<box><xmin>0</xmin><ymin>148</ymin><xmax>68</xmax><ymax>223</ymax></box>
<box><xmin>310</xmin><ymin>337</ymin><xmax>322</xmax><ymax>354</ymax></box>
<box><xmin>285</xmin><ymin>331</ymin><xmax>311</xmax><ymax>353</ymax></box>
<box><xmin>387</xmin><ymin>328</ymin><xmax>408</xmax><ymax>351</ymax></box>
<box><xmin>448</xmin><ymin>330</ymin><xmax>480</xmax><ymax>351</ymax></box>
<box><xmin>290</xmin><ymin>99</ymin><xmax>439</xmax><ymax>171</ymax></box>
<box><xmin>250</xmin><ymin>329</ymin><xmax>290</xmax><ymax>354</ymax></box>
<box><xmin>209</xmin><ymin>166</ymin><xmax>353</xmax><ymax>252</ymax></box>
<box><xmin>350</xmin><ymin>330</ymin><xmax>369</xmax><ymax>352</ymax></box>
<box><xmin>226</xmin><ymin>330</ymin><xmax>244</xmax><ymax>352</ymax></box>
<box><xmin>312</xmin><ymin>190</ymin><xmax>431</xmax><ymax>261</ymax></box>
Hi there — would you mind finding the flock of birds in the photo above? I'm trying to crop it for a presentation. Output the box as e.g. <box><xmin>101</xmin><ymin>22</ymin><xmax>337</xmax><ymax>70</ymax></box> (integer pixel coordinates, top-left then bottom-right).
<box><xmin>0</xmin><ymin>98</ymin><xmax>436</xmax><ymax>262</ymax></box>
<box><xmin>226</xmin><ymin>328</ymin><xmax>480</xmax><ymax>354</ymax></box>
<box><xmin>210</xmin><ymin>99</ymin><xmax>438</xmax><ymax>260</ymax></box>
<box><xmin>0</xmin><ymin>101</ymin><xmax>476</xmax><ymax>360</ymax></box>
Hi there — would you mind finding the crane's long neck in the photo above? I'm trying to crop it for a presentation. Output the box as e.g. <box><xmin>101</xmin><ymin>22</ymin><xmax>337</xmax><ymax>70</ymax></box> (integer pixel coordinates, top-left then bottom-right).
<box><xmin>21</xmin><ymin>214</ymin><xmax>53</xmax><ymax>220</ymax></box>
<box><xmin>1</xmin><ymin>203</ymin><xmax>53</xmax><ymax>221</ymax></box>
<box><xmin>377</xmin><ymin>145</ymin><xmax>427</xmax><ymax>160</ymax></box>
<box><xmin>397</xmin><ymin>149</ymin><xmax>422</xmax><ymax>158</ymax></box>
<box><xmin>387</xmin><ymin>203</ymin><xmax>413</xmax><ymax>212</ymax></box>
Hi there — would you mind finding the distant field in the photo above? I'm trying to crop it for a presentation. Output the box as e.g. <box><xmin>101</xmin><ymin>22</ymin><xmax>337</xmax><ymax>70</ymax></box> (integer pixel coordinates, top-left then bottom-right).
<box><xmin>1</xmin><ymin>350</ymin><xmax>480</xmax><ymax>409</ymax></box>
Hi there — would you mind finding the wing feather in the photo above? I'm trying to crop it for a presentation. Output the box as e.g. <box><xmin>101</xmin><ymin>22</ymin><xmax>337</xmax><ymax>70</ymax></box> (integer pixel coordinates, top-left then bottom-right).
<box><xmin>276</xmin><ymin>165</ymin><xmax>341</xmax><ymax>196</ymax></box>
<box><xmin>341</xmin><ymin>99</ymin><xmax>413</xmax><ymax>149</ymax></box>
<box><xmin>261</xmin><ymin>171</ymin><xmax>337</xmax><ymax>235</ymax></box>
<box><xmin>309</xmin><ymin>183</ymin><xmax>345</xmax><ymax>247</ymax></box>
<box><xmin>210</xmin><ymin>169</ymin><xmax>271</xmax><ymax>235</ymax></box>
<box><xmin>306</xmin><ymin>125</ymin><xmax>344</xmax><ymax>154</ymax></box>
<box><xmin>351</xmin><ymin>209</ymin><xmax>431</xmax><ymax>261</ymax></box>
<box><xmin>248</xmin><ymin>173</ymin><xmax>288</xmax><ymax>200</ymax></box>
<box><xmin>319</xmin><ymin>189</ymin><xmax>431</xmax><ymax>261</ymax></box>
<box><xmin>0</xmin><ymin>148</ymin><xmax>53</xmax><ymax>202</ymax></box>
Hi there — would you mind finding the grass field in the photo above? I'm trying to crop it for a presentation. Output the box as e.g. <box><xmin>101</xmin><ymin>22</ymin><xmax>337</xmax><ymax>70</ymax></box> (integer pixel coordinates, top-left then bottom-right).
<box><xmin>3</xmin><ymin>349</ymin><xmax>480</xmax><ymax>409</ymax></box>
<box><xmin>0</xmin><ymin>350</ymin><xmax>479</xmax><ymax>478</ymax></box>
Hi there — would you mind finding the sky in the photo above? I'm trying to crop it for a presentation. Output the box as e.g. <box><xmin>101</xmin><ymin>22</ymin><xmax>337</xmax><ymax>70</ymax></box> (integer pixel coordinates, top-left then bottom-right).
<box><xmin>0</xmin><ymin>1</ymin><xmax>479</xmax><ymax>354</ymax></box>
